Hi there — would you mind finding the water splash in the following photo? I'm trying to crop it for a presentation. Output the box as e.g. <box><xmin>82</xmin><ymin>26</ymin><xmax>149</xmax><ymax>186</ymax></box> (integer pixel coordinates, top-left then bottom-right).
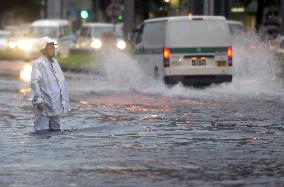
<box><xmin>99</xmin><ymin>50</ymin><xmax>149</xmax><ymax>90</ymax></box>
<box><xmin>230</xmin><ymin>31</ymin><xmax>283</xmax><ymax>96</ymax></box>
<box><xmin>68</xmin><ymin>33</ymin><xmax>284</xmax><ymax>100</ymax></box>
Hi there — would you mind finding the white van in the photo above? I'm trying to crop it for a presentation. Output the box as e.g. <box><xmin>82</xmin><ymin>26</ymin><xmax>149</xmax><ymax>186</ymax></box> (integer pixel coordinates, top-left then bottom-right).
<box><xmin>132</xmin><ymin>16</ymin><xmax>233</xmax><ymax>86</ymax></box>
<box><xmin>29</xmin><ymin>19</ymin><xmax>75</xmax><ymax>56</ymax></box>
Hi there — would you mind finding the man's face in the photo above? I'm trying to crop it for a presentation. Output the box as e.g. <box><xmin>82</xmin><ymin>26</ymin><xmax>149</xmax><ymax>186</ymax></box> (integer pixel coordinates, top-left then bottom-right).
<box><xmin>45</xmin><ymin>43</ymin><xmax>56</xmax><ymax>58</ymax></box>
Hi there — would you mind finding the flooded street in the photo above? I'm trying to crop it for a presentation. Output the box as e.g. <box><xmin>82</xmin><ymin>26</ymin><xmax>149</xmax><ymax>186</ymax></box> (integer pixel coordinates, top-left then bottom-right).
<box><xmin>1</xmin><ymin>34</ymin><xmax>284</xmax><ymax>187</ymax></box>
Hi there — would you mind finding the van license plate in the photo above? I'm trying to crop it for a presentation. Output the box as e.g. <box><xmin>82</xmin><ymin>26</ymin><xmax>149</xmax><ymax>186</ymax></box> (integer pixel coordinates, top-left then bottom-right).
<box><xmin>192</xmin><ymin>58</ymin><xmax>206</xmax><ymax>66</ymax></box>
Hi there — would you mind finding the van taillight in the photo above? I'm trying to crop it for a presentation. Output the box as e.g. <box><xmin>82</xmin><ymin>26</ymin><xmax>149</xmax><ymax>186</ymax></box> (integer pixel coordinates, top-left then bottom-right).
<box><xmin>163</xmin><ymin>48</ymin><xmax>170</xmax><ymax>67</ymax></box>
<box><xmin>249</xmin><ymin>44</ymin><xmax>257</xmax><ymax>49</ymax></box>
<box><xmin>227</xmin><ymin>47</ymin><xmax>233</xmax><ymax>66</ymax></box>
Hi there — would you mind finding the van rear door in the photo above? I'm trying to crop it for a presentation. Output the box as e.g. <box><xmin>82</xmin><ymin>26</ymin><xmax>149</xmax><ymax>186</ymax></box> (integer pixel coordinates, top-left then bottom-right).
<box><xmin>166</xmin><ymin>19</ymin><xmax>231</xmax><ymax>73</ymax></box>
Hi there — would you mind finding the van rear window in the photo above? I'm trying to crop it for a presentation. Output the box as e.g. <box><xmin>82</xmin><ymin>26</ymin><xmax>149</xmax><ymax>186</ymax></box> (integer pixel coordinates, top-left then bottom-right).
<box><xmin>168</xmin><ymin>20</ymin><xmax>229</xmax><ymax>47</ymax></box>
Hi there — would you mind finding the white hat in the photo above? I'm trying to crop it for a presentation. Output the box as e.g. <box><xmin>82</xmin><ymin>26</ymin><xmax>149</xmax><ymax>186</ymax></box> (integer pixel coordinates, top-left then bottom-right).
<box><xmin>36</xmin><ymin>36</ymin><xmax>57</xmax><ymax>51</ymax></box>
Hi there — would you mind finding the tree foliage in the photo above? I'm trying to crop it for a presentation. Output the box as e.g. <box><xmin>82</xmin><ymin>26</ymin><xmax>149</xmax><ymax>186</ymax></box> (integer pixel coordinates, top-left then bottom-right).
<box><xmin>0</xmin><ymin>0</ymin><xmax>41</xmax><ymax>28</ymax></box>
<box><xmin>135</xmin><ymin>0</ymin><xmax>168</xmax><ymax>22</ymax></box>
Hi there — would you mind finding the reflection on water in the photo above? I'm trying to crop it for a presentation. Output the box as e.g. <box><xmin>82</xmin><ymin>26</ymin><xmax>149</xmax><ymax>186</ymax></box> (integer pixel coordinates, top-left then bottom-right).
<box><xmin>1</xmin><ymin>77</ymin><xmax>283</xmax><ymax>186</ymax></box>
<box><xmin>0</xmin><ymin>97</ymin><xmax>281</xmax><ymax>183</ymax></box>
<box><xmin>19</xmin><ymin>63</ymin><xmax>32</xmax><ymax>82</ymax></box>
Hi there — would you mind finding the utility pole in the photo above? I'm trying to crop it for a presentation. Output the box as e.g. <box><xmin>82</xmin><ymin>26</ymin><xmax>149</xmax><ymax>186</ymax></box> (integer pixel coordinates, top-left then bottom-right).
<box><xmin>281</xmin><ymin>0</ymin><xmax>284</xmax><ymax>34</ymax></box>
<box><xmin>204</xmin><ymin>0</ymin><xmax>214</xmax><ymax>15</ymax></box>
<box><xmin>123</xmin><ymin>0</ymin><xmax>134</xmax><ymax>38</ymax></box>
<box><xmin>94</xmin><ymin>0</ymin><xmax>100</xmax><ymax>21</ymax></box>
<box><xmin>42</xmin><ymin>0</ymin><xmax>48</xmax><ymax>19</ymax></box>
<box><xmin>47</xmin><ymin>0</ymin><xmax>62</xmax><ymax>18</ymax></box>
<box><xmin>61</xmin><ymin>0</ymin><xmax>64</xmax><ymax>18</ymax></box>
<box><xmin>107</xmin><ymin>0</ymin><xmax>123</xmax><ymax>31</ymax></box>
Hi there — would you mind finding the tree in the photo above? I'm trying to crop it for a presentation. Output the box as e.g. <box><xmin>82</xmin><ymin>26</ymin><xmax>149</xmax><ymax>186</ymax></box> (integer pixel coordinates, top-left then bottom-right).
<box><xmin>229</xmin><ymin>0</ymin><xmax>280</xmax><ymax>31</ymax></box>
<box><xmin>255</xmin><ymin>0</ymin><xmax>265</xmax><ymax>31</ymax></box>
<box><xmin>0</xmin><ymin>0</ymin><xmax>41</xmax><ymax>29</ymax></box>
<box><xmin>135</xmin><ymin>0</ymin><xmax>168</xmax><ymax>23</ymax></box>
<box><xmin>254</xmin><ymin>0</ymin><xmax>280</xmax><ymax>31</ymax></box>
<box><xmin>98</xmin><ymin>0</ymin><xmax>112</xmax><ymax>22</ymax></box>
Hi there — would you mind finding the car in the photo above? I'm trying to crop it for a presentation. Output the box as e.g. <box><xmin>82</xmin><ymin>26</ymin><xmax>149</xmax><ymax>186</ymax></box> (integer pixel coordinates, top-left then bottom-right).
<box><xmin>30</xmin><ymin>19</ymin><xmax>75</xmax><ymax>56</ymax></box>
<box><xmin>132</xmin><ymin>16</ymin><xmax>232</xmax><ymax>86</ymax></box>
<box><xmin>273</xmin><ymin>36</ymin><xmax>284</xmax><ymax>55</ymax></box>
<box><xmin>227</xmin><ymin>20</ymin><xmax>245</xmax><ymax>36</ymax></box>
<box><xmin>5</xmin><ymin>25</ymin><xmax>30</xmax><ymax>51</ymax></box>
<box><xmin>7</xmin><ymin>19</ymin><xmax>75</xmax><ymax>59</ymax></box>
<box><xmin>259</xmin><ymin>25</ymin><xmax>281</xmax><ymax>41</ymax></box>
<box><xmin>70</xmin><ymin>22</ymin><xmax>128</xmax><ymax>54</ymax></box>
<box><xmin>0</xmin><ymin>30</ymin><xmax>12</xmax><ymax>50</ymax></box>
<box><xmin>227</xmin><ymin>20</ymin><xmax>261</xmax><ymax>54</ymax></box>
<box><xmin>259</xmin><ymin>17</ymin><xmax>281</xmax><ymax>41</ymax></box>
<box><xmin>0</xmin><ymin>30</ymin><xmax>12</xmax><ymax>51</ymax></box>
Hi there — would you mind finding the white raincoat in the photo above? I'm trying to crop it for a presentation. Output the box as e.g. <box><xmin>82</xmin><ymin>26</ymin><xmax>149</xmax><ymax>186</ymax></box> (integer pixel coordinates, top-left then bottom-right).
<box><xmin>31</xmin><ymin>55</ymin><xmax>70</xmax><ymax>131</ymax></box>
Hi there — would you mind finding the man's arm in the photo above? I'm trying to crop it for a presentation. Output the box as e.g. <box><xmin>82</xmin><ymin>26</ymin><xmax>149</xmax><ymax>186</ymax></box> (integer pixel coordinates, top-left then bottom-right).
<box><xmin>31</xmin><ymin>61</ymin><xmax>44</xmax><ymax>109</ymax></box>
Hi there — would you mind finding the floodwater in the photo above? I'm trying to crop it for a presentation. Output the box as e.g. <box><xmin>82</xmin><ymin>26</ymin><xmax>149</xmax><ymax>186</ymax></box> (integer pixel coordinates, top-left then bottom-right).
<box><xmin>0</xmin><ymin>33</ymin><xmax>284</xmax><ymax>187</ymax></box>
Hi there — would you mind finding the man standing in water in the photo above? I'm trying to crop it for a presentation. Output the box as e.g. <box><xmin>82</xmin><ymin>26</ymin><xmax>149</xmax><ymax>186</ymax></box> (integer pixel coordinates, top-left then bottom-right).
<box><xmin>31</xmin><ymin>36</ymin><xmax>70</xmax><ymax>132</ymax></box>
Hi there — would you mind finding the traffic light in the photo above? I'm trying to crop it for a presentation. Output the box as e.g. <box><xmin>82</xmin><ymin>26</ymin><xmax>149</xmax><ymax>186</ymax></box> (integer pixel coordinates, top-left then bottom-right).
<box><xmin>116</xmin><ymin>15</ymin><xmax>123</xmax><ymax>22</ymax></box>
<box><xmin>80</xmin><ymin>10</ymin><xmax>89</xmax><ymax>19</ymax></box>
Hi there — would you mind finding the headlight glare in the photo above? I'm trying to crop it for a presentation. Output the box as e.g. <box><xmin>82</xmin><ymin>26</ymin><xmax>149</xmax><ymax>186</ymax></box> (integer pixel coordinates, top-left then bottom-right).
<box><xmin>18</xmin><ymin>40</ymin><xmax>33</xmax><ymax>50</ymax></box>
<box><xmin>8</xmin><ymin>41</ymin><xmax>17</xmax><ymax>49</ymax></box>
<box><xmin>116</xmin><ymin>40</ymin><xmax>126</xmax><ymax>50</ymax></box>
<box><xmin>91</xmin><ymin>39</ymin><xmax>102</xmax><ymax>49</ymax></box>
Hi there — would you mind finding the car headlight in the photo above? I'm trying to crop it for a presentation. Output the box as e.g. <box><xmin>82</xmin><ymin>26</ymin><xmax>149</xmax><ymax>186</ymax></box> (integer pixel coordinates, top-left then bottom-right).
<box><xmin>18</xmin><ymin>39</ymin><xmax>33</xmax><ymax>50</ymax></box>
<box><xmin>116</xmin><ymin>40</ymin><xmax>126</xmax><ymax>50</ymax></box>
<box><xmin>91</xmin><ymin>39</ymin><xmax>102</xmax><ymax>49</ymax></box>
<box><xmin>8</xmin><ymin>41</ymin><xmax>17</xmax><ymax>49</ymax></box>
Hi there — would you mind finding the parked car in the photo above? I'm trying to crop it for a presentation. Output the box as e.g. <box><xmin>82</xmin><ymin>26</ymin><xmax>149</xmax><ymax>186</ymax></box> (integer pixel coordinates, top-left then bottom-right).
<box><xmin>0</xmin><ymin>30</ymin><xmax>12</xmax><ymax>50</ymax></box>
<box><xmin>132</xmin><ymin>16</ymin><xmax>232</xmax><ymax>86</ymax></box>
<box><xmin>70</xmin><ymin>23</ymin><xmax>128</xmax><ymax>54</ymax></box>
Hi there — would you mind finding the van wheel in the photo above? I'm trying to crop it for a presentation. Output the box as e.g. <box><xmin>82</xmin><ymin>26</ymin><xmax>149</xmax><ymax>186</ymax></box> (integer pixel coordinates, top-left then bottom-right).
<box><xmin>154</xmin><ymin>66</ymin><xmax>159</xmax><ymax>79</ymax></box>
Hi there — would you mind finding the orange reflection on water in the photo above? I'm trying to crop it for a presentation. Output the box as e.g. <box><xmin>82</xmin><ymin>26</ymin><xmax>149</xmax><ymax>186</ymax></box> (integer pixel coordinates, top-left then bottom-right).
<box><xmin>19</xmin><ymin>88</ymin><xmax>31</xmax><ymax>96</ymax></box>
<box><xmin>80</xmin><ymin>101</ymin><xmax>88</xmax><ymax>105</ymax></box>
<box><xmin>82</xmin><ymin>95</ymin><xmax>173</xmax><ymax>113</ymax></box>
<box><xmin>77</xmin><ymin>94</ymin><xmax>207</xmax><ymax>127</ymax></box>
<box><xmin>78</xmin><ymin>94</ymin><xmax>207</xmax><ymax>115</ymax></box>
<box><xmin>19</xmin><ymin>64</ymin><xmax>32</xmax><ymax>82</ymax></box>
